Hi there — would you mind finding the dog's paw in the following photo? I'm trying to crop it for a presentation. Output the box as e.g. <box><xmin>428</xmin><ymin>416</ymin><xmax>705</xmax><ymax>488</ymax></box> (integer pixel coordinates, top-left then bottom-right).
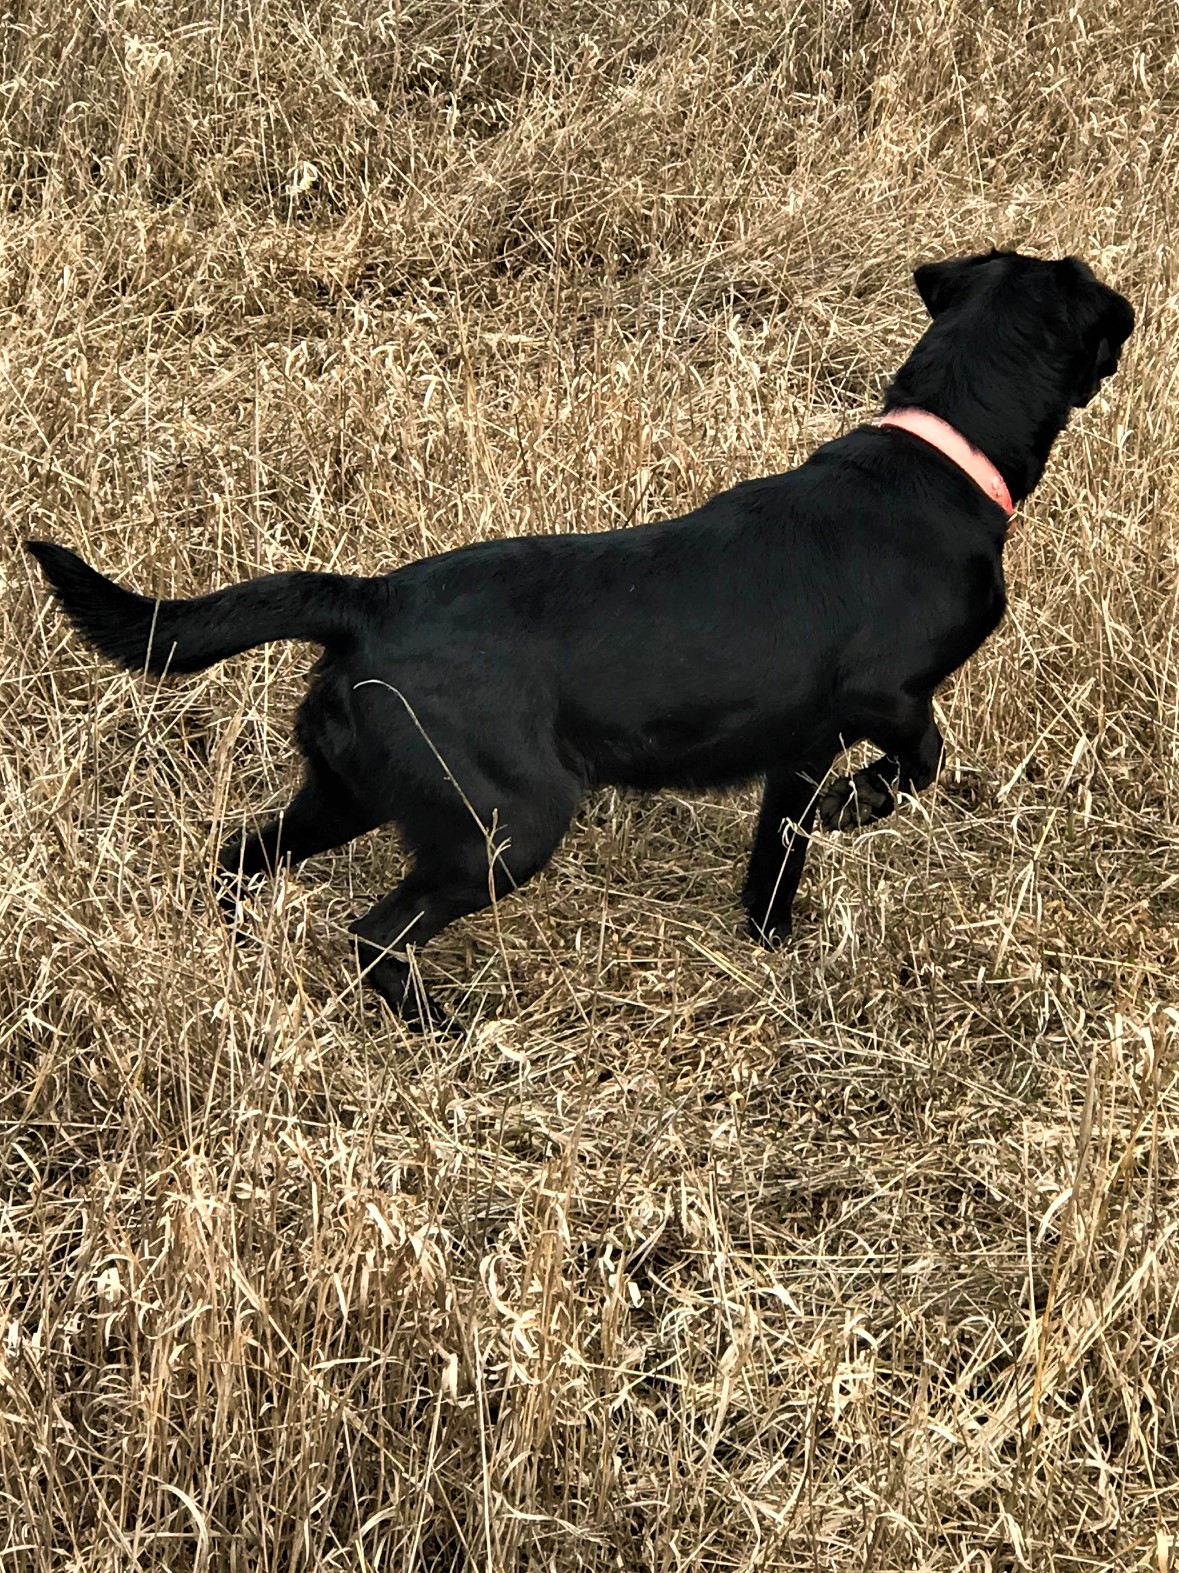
<box><xmin>362</xmin><ymin>951</ymin><xmax>462</xmax><ymax>1036</ymax></box>
<box><xmin>382</xmin><ymin>989</ymin><xmax>463</xmax><ymax>1038</ymax></box>
<box><xmin>746</xmin><ymin>911</ymin><xmax>791</xmax><ymax>950</ymax></box>
<box><xmin>818</xmin><ymin>772</ymin><xmax>894</xmax><ymax>831</ymax></box>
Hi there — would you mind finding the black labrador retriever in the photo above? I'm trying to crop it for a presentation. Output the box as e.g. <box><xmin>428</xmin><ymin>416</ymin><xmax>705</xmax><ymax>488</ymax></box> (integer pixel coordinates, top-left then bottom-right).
<box><xmin>27</xmin><ymin>250</ymin><xmax>1134</xmax><ymax>1029</ymax></box>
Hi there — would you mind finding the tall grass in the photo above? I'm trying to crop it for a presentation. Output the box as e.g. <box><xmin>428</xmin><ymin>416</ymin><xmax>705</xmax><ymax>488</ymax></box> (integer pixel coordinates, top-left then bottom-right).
<box><xmin>3</xmin><ymin>1</ymin><xmax>1178</xmax><ymax>1567</ymax></box>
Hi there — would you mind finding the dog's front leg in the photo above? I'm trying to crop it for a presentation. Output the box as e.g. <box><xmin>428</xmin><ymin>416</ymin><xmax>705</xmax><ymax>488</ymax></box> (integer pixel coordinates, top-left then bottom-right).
<box><xmin>742</xmin><ymin>759</ymin><xmax>836</xmax><ymax>947</ymax></box>
<box><xmin>818</xmin><ymin>701</ymin><xmax>943</xmax><ymax>831</ymax></box>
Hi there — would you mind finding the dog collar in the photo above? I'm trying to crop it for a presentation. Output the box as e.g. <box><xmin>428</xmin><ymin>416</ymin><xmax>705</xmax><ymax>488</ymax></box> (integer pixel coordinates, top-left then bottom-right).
<box><xmin>875</xmin><ymin>408</ymin><xmax>1015</xmax><ymax>531</ymax></box>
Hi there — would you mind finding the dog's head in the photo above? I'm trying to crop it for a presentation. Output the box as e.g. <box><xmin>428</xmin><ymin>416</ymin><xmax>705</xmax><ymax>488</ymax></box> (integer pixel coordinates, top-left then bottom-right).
<box><xmin>913</xmin><ymin>249</ymin><xmax>1135</xmax><ymax>408</ymax></box>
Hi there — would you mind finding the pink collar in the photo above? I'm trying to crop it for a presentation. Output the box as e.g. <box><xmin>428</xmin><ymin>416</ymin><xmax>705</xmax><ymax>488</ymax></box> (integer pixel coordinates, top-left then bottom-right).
<box><xmin>875</xmin><ymin>408</ymin><xmax>1015</xmax><ymax>530</ymax></box>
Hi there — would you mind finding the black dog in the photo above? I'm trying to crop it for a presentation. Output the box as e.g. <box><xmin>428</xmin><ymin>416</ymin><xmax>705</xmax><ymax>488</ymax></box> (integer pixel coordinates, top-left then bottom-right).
<box><xmin>28</xmin><ymin>250</ymin><xmax>1134</xmax><ymax>1029</ymax></box>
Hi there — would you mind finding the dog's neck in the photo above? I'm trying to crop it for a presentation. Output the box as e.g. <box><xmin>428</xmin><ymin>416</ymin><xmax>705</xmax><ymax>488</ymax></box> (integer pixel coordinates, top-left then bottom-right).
<box><xmin>875</xmin><ymin>409</ymin><xmax>1014</xmax><ymax>518</ymax></box>
<box><xmin>883</xmin><ymin>325</ymin><xmax>1074</xmax><ymax>505</ymax></box>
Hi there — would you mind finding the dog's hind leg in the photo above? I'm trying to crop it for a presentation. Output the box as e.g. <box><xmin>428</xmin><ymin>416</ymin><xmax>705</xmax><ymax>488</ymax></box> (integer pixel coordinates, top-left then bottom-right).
<box><xmin>350</xmin><ymin>784</ymin><xmax>579</xmax><ymax>1032</ymax></box>
<box><xmin>216</xmin><ymin>769</ymin><xmax>387</xmax><ymax>924</ymax></box>
<box><xmin>818</xmin><ymin>698</ymin><xmax>943</xmax><ymax>830</ymax></box>
<box><xmin>742</xmin><ymin>756</ymin><xmax>837</xmax><ymax>947</ymax></box>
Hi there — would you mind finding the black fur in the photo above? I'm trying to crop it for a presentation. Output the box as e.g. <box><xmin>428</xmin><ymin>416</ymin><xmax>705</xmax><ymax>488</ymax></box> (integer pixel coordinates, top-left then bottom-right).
<box><xmin>28</xmin><ymin>250</ymin><xmax>1134</xmax><ymax>1031</ymax></box>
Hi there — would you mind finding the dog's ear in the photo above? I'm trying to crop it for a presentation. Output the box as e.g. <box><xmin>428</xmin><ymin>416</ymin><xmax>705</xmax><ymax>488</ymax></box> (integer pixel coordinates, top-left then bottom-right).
<box><xmin>1060</xmin><ymin>261</ymin><xmax>1136</xmax><ymax>406</ymax></box>
<box><xmin>913</xmin><ymin>259</ymin><xmax>974</xmax><ymax>318</ymax></box>
<box><xmin>912</xmin><ymin>251</ymin><xmax>999</xmax><ymax>318</ymax></box>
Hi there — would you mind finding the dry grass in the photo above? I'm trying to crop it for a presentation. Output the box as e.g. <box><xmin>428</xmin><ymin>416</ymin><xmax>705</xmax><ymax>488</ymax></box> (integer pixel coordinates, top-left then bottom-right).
<box><xmin>3</xmin><ymin>1</ymin><xmax>1179</xmax><ymax>1567</ymax></box>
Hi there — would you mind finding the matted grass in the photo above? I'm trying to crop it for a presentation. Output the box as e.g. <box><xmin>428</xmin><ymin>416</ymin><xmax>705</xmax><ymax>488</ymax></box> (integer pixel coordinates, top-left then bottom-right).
<box><xmin>2</xmin><ymin>2</ymin><xmax>1178</xmax><ymax>1567</ymax></box>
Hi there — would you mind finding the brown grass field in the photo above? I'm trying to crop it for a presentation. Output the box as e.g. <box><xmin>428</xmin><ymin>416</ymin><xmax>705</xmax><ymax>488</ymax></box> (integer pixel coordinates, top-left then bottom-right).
<box><xmin>3</xmin><ymin>1</ymin><xmax>1179</xmax><ymax>1567</ymax></box>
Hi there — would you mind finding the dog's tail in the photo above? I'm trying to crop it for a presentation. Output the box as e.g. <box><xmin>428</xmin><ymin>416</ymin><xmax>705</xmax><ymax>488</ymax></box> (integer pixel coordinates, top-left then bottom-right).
<box><xmin>26</xmin><ymin>541</ymin><xmax>376</xmax><ymax>675</ymax></box>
